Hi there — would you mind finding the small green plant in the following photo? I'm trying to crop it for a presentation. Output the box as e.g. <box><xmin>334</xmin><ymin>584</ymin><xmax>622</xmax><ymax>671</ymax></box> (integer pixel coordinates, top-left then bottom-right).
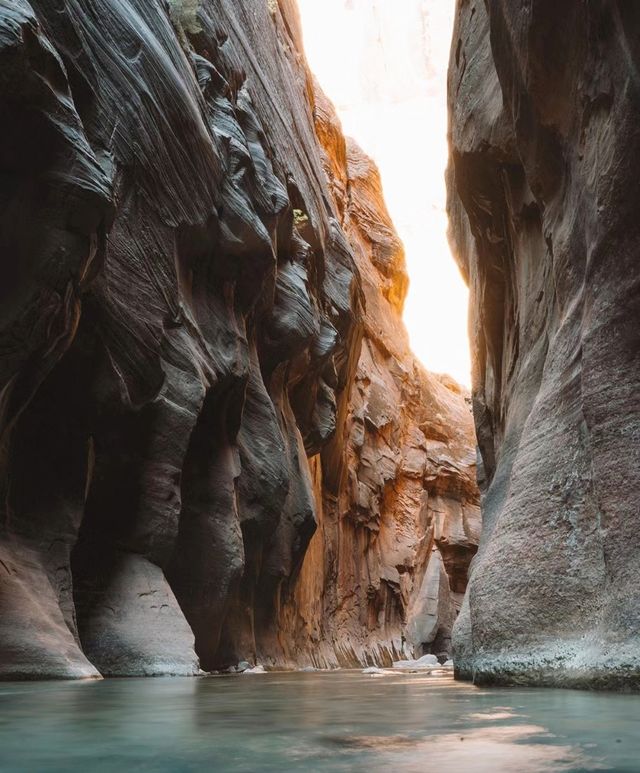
<box><xmin>167</xmin><ymin>0</ymin><xmax>202</xmax><ymax>35</ymax></box>
<box><xmin>293</xmin><ymin>208</ymin><xmax>309</xmax><ymax>226</ymax></box>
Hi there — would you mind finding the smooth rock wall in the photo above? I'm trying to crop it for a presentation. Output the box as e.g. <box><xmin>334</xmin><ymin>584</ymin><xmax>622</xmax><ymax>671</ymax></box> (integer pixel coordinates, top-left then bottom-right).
<box><xmin>448</xmin><ymin>0</ymin><xmax>640</xmax><ymax>688</ymax></box>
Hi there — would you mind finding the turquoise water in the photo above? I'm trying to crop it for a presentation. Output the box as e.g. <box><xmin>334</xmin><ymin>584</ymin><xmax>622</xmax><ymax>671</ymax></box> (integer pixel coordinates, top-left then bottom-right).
<box><xmin>0</xmin><ymin>671</ymin><xmax>638</xmax><ymax>772</ymax></box>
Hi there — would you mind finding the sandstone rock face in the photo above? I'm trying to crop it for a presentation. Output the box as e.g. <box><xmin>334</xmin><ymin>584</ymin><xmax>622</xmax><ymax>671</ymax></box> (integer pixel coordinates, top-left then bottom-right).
<box><xmin>272</xmin><ymin>89</ymin><xmax>480</xmax><ymax>668</ymax></box>
<box><xmin>0</xmin><ymin>0</ymin><xmax>360</xmax><ymax>678</ymax></box>
<box><xmin>0</xmin><ymin>0</ymin><xmax>478</xmax><ymax>678</ymax></box>
<box><xmin>448</xmin><ymin>0</ymin><xmax>640</xmax><ymax>688</ymax></box>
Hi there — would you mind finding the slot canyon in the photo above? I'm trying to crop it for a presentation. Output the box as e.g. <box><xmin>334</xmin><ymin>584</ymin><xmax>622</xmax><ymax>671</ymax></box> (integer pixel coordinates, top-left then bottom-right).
<box><xmin>0</xmin><ymin>0</ymin><xmax>638</xmax><ymax>702</ymax></box>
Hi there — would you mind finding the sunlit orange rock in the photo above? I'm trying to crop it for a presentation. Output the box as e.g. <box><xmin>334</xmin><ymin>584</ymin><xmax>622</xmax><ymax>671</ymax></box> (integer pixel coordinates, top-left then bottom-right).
<box><xmin>271</xmin><ymin>87</ymin><xmax>480</xmax><ymax>668</ymax></box>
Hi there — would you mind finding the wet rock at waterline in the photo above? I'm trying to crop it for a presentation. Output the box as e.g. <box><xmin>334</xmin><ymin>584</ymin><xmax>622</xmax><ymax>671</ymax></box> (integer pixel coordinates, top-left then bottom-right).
<box><xmin>0</xmin><ymin>0</ymin><xmax>478</xmax><ymax>678</ymax></box>
<box><xmin>447</xmin><ymin>0</ymin><xmax>640</xmax><ymax>688</ymax></box>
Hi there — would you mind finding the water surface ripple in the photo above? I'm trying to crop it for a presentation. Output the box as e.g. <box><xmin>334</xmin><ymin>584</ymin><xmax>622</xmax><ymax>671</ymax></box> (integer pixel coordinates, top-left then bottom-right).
<box><xmin>0</xmin><ymin>671</ymin><xmax>638</xmax><ymax>772</ymax></box>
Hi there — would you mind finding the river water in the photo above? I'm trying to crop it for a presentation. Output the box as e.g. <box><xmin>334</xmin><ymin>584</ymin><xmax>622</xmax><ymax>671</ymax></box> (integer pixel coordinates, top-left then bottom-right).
<box><xmin>0</xmin><ymin>670</ymin><xmax>638</xmax><ymax>772</ymax></box>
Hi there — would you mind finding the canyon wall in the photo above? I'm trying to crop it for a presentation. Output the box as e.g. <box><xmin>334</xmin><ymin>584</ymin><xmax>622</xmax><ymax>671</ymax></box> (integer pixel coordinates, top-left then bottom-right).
<box><xmin>448</xmin><ymin>0</ymin><xmax>640</xmax><ymax>688</ymax></box>
<box><xmin>0</xmin><ymin>0</ymin><xmax>477</xmax><ymax>679</ymax></box>
<box><xmin>274</xmin><ymin>89</ymin><xmax>480</xmax><ymax>668</ymax></box>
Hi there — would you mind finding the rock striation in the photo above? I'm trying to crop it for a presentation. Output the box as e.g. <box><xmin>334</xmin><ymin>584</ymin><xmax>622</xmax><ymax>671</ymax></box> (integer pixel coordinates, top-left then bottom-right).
<box><xmin>448</xmin><ymin>0</ymin><xmax>640</xmax><ymax>688</ymax></box>
<box><xmin>0</xmin><ymin>0</ymin><xmax>477</xmax><ymax>679</ymax></box>
<box><xmin>0</xmin><ymin>0</ymin><xmax>357</xmax><ymax>679</ymax></box>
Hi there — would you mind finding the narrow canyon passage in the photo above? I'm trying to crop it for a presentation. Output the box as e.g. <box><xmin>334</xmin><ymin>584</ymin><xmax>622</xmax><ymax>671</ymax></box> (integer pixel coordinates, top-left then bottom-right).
<box><xmin>0</xmin><ymin>0</ymin><xmax>639</xmax><ymax>730</ymax></box>
<box><xmin>0</xmin><ymin>0</ymin><xmax>478</xmax><ymax>679</ymax></box>
<box><xmin>2</xmin><ymin>0</ymin><xmax>640</xmax><ymax>770</ymax></box>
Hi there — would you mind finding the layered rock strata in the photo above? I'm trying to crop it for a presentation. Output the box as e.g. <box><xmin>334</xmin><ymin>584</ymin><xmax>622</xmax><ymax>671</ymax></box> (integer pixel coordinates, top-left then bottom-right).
<box><xmin>448</xmin><ymin>0</ymin><xmax>640</xmax><ymax>688</ymax></box>
<box><xmin>0</xmin><ymin>0</ymin><xmax>478</xmax><ymax>678</ymax></box>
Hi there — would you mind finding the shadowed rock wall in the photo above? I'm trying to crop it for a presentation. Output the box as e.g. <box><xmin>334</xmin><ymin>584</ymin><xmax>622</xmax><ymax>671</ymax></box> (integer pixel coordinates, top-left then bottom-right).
<box><xmin>0</xmin><ymin>0</ymin><xmax>362</xmax><ymax>678</ymax></box>
<box><xmin>448</xmin><ymin>0</ymin><xmax>640</xmax><ymax>688</ymax></box>
<box><xmin>0</xmin><ymin>0</ymin><xmax>478</xmax><ymax>678</ymax></box>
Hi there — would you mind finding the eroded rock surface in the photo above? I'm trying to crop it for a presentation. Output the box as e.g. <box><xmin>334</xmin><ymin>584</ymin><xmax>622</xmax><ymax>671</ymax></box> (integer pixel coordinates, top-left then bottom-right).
<box><xmin>0</xmin><ymin>0</ymin><xmax>360</xmax><ymax>679</ymax></box>
<box><xmin>448</xmin><ymin>0</ymin><xmax>640</xmax><ymax>688</ymax></box>
<box><xmin>0</xmin><ymin>0</ymin><xmax>477</xmax><ymax>678</ymax></box>
<box><xmin>273</xmin><ymin>89</ymin><xmax>479</xmax><ymax>668</ymax></box>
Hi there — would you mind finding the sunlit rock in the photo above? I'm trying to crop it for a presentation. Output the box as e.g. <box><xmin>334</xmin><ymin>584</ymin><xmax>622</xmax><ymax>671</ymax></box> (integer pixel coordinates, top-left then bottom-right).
<box><xmin>392</xmin><ymin>654</ymin><xmax>439</xmax><ymax>671</ymax></box>
<box><xmin>272</xmin><ymin>87</ymin><xmax>480</xmax><ymax>669</ymax></box>
<box><xmin>241</xmin><ymin>665</ymin><xmax>266</xmax><ymax>675</ymax></box>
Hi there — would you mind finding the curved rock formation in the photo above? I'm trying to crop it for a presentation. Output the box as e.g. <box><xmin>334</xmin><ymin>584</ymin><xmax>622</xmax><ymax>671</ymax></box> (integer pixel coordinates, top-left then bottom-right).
<box><xmin>0</xmin><ymin>0</ymin><xmax>360</xmax><ymax>679</ymax></box>
<box><xmin>0</xmin><ymin>0</ymin><xmax>478</xmax><ymax>678</ymax></box>
<box><xmin>448</xmin><ymin>0</ymin><xmax>640</xmax><ymax>688</ymax></box>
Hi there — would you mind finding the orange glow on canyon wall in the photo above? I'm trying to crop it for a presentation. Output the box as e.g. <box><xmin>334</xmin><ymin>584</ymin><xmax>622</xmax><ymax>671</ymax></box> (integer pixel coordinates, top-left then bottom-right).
<box><xmin>297</xmin><ymin>0</ymin><xmax>470</xmax><ymax>385</ymax></box>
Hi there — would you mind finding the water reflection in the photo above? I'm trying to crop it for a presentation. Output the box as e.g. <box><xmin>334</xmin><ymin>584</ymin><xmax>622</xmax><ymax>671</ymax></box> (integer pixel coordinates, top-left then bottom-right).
<box><xmin>0</xmin><ymin>672</ymin><xmax>637</xmax><ymax>771</ymax></box>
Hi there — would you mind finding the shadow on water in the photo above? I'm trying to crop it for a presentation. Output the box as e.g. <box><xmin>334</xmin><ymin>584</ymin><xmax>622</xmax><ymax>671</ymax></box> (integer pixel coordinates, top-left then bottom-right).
<box><xmin>0</xmin><ymin>671</ymin><xmax>638</xmax><ymax>772</ymax></box>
